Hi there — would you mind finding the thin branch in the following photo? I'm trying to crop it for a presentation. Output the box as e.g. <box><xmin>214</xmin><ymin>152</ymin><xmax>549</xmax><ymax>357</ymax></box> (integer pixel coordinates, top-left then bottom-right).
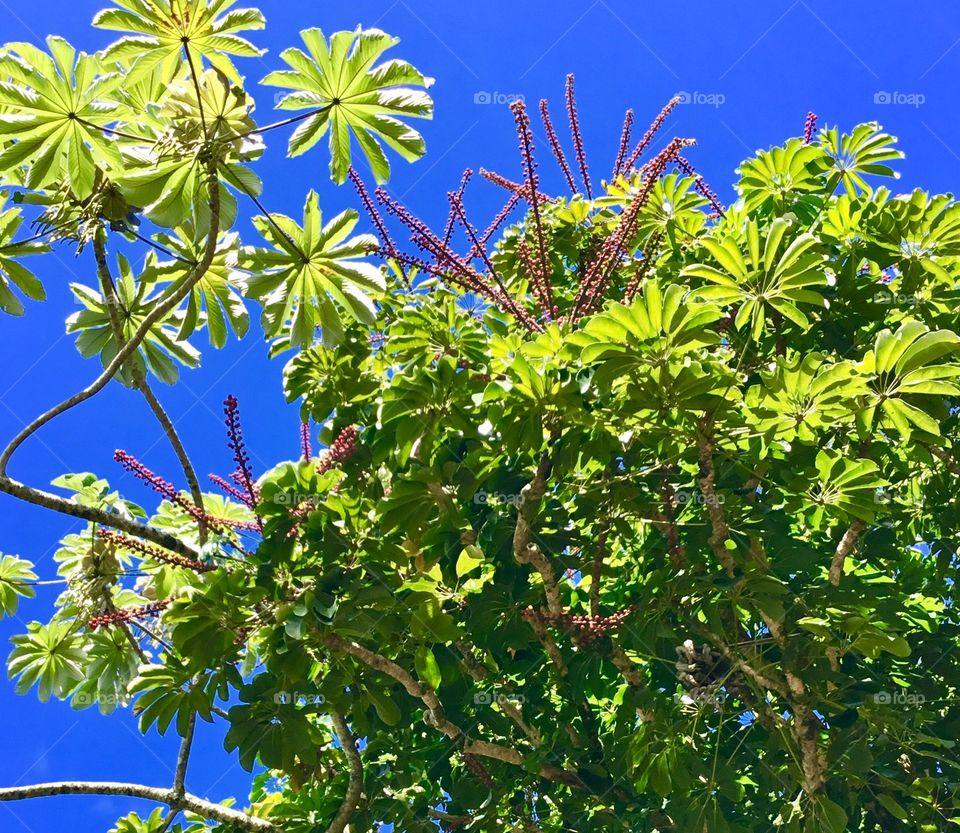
<box><xmin>233</xmin><ymin>107</ymin><xmax>327</xmax><ymax>140</ymax></box>
<box><xmin>0</xmin><ymin>782</ymin><xmax>273</xmax><ymax>831</ymax></box>
<box><xmin>326</xmin><ymin>711</ymin><xmax>363</xmax><ymax>833</ymax></box>
<box><xmin>0</xmin><ymin>159</ymin><xmax>221</xmax><ymax>474</ymax></box>
<box><xmin>321</xmin><ymin>633</ymin><xmax>578</xmax><ymax>786</ymax></box>
<box><xmin>183</xmin><ymin>44</ymin><xmax>209</xmax><ymax>140</ymax></box>
<box><xmin>172</xmin><ymin>709</ymin><xmax>197</xmax><ymax>798</ymax></box>
<box><xmin>93</xmin><ymin>233</ymin><xmax>207</xmax><ymax>543</ymax></box>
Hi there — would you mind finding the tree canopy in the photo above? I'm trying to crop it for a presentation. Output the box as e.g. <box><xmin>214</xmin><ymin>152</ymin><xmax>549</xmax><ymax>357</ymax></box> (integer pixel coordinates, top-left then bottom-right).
<box><xmin>1</xmin><ymin>5</ymin><xmax>959</xmax><ymax>833</ymax></box>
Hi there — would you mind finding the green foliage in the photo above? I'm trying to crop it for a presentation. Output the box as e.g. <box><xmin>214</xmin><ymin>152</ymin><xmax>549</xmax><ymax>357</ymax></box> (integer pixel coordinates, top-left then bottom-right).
<box><xmin>67</xmin><ymin>253</ymin><xmax>201</xmax><ymax>385</ymax></box>
<box><xmin>0</xmin><ymin>555</ymin><xmax>36</xmax><ymax>617</ymax></box>
<box><xmin>3</xmin><ymin>5</ymin><xmax>960</xmax><ymax>833</ymax></box>
<box><xmin>236</xmin><ymin>191</ymin><xmax>384</xmax><ymax>348</ymax></box>
<box><xmin>262</xmin><ymin>26</ymin><xmax>434</xmax><ymax>183</ymax></box>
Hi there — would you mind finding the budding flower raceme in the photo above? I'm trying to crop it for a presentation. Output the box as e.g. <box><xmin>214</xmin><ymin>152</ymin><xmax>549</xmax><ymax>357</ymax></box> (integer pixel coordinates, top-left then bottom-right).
<box><xmin>89</xmin><ymin>600</ymin><xmax>171</xmax><ymax>631</ymax></box>
<box><xmin>804</xmin><ymin>111</ymin><xmax>819</xmax><ymax>145</ymax></box>
<box><xmin>96</xmin><ymin>529</ymin><xmax>218</xmax><ymax>574</ymax></box>
<box><xmin>316</xmin><ymin>425</ymin><xmax>360</xmax><ymax>476</ymax></box>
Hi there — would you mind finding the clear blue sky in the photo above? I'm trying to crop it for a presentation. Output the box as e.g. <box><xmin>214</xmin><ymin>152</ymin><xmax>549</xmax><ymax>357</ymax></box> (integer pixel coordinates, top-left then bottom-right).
<box><xmin>0</xmin><ymin>1</ymin><xmax>958</xmax><ymax>830</ymax></box>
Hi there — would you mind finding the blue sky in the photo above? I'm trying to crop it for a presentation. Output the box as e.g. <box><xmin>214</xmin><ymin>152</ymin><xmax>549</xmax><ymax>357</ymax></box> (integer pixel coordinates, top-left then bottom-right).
<box><xmin>0</xmin><ymin>0</ymin><xmax>958</xmax><ymax>830</ymax></box>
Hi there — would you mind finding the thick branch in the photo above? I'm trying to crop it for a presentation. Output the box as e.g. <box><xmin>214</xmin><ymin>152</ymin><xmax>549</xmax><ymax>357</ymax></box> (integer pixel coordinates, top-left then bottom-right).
<box><xmin>513</xmin><ymin>452</ymin><xmax>563</xmax><ymax>616</ymax></box>
<box><xmin>696</xmin><ymin>425</ymin><xmax>736</xmax><ymax>576</ymax></box>
<box><xmin>829</xmin><ymin>520</ymin><xmax>866</xmax><ymax>586</ymax></box>
<box><xmin>326</xmin><ymin>710</ymin><xmax>363</xmax><ymax>833</ymax></box>
<box><xmin>0</xmin><ymin>475</ymin><xmax>201</xmax><ymax>559</ymax></box>
<box><xmin>0</xmin><ymin>782</ymin><xmax>273</xmax><ymax>831</ymax></box>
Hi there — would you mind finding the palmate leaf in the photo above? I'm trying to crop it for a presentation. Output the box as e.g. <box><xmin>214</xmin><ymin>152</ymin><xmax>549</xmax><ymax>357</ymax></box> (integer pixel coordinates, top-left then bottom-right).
<box><xmin>0</xmin><ymin>554</ymin><xmax>37</xmax><ymax>618</ymax></box>
<box><xmin>0</xmin><ymin>37</ymin><xmax>122</xmax><ymax>196</ymax></box>
<box><xmin>261</xmin><ymin>27</ymin><xmax>434</xmax><ymax>184</ymax></box>
<box><xmin>736</xmin><ymin>138</ymin><xmax>828</xmax><ymax>217</ymax></box>
<box><xmin>821</xmin><ymin>122</ymin><xmax>904</xmax><ymax>197</ymax></box>
<box><xmin>568</xmin><ymin>281</ymin><xmax>723</xmax><ymax>375</ymax></box>
<box><xmin>745</xmin><ymin>353</ymin><xmax>867</xmax><ymax>444</ymax></box>
<box><xmin>685</xmin><ymin>217</ymin><xmax>827</xmax><ymax>340</ymax></box>
<box><xmin>94</xmin><ymin>0</ymin><xmax>265</xmax><ymax>85</ymax></box>
<box><xmin>66</xmin><ymin>253</ymin><xmax>200</xmax><ymax>385</ymax></box>
<box><xmin>117</xmin><ymin>68</ymin><xmax>261</xmax><ymax>229</ymax></box>
<box><xmin>8</xmin><ymin>620</ymin><xmax>87</xmax><ymax>702</ymax></box>
<box><xmin>0</xmin><ymin>196</ymin><xmax>48</xmax><ymax>315</ymax></box>
<box><xmin>140</xmin><ymin>224</ymin><xmax>248</xmax><ymax>348</ymax></box>
<box><xmin>235</xmin><ymin>190</ymin><xmax>384</xmax><ymax>349</ymax></box>
<box><xmin>859</xmin><ymin>319</ymin><xmax>960</xmax><ymax>438</ymax></box>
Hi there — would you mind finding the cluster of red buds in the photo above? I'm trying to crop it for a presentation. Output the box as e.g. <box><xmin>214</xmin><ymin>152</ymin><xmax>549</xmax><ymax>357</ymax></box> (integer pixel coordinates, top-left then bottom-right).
<box><xmin>621</xmin><ymin>95</ymin><xmax>682</xmax><ymax>173</ymax></box>
<box><xmin>300</xmin><ymin>420</ymin><xmax>312</xmax><ymax>462</ymax></box>
<box><xmin>316</xmin><ymin>425</ymin><xmax>359</xmax><ymax>477</ymax></box>
<box><xmin>461</xmin><ymin>752</ymin><xmax>497</xmax><ymax>789</ymax></box>
<box><xmin>803</xmin><ymin>111</ymin><xmax>819</xmax><ymax>145</ymax></box>
<box><xmin>114</xmin><ymin>450</ymin><xmax>229</xmax><ymax>535</ymax></box>
<box><xmin>524</xmin><ymin>605</ymin><xmax>637</xmax><ymax>648</ymax></box>
<box><xmin>96</xmin><ymin>529</ymin><xmax>217</xmax><ymax>573</ymax></box>
<box><xmin>565</xmin><ymin>74</ymin><xmax>592</xmax><ymax>198</ymax></box>
<box><xmin>676</xmin><ymin>156</ymin><xmax>726</xmax><ymax>218</ymax></box>
<box><xmin>88</xmin><ymin>600</ymin><xmax>171</xmax><ymax>631</ymax></box>
<box><xmin>350</xmin><ymin>76</ymin><xmax>720</xmax><ymax>332</ymax></box>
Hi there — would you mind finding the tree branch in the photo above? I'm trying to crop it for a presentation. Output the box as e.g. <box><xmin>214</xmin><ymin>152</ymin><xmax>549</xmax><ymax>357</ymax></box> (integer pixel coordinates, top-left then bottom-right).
<box><xmin>93</xmin><ymin>233</ymin><xmax>208</xmax><ymax>544</ymax></box>
<box><xmin>326</xmin><ymin>710</ymin><xmax>363</xmax><ymax>833</ymax></box>
<box><xmin>696</xmin><ymin>422</ymin><xmax>736</xmax><ymax>576</ymax></box>
<box><xmin>513</xmin><ymin>451</ymin><xmax>563</xmax><ymax>616</ymax></box>
<box><xmin>321</xmin><ymin>633</ymin><xmax>578</xmax><ymax>785</ymax></box>
<box><xmin>0</xmin><ymin>782</ymin><xmax>273</xmax><ymax>831</ymax></box>
<box><xmin>0</xmin><ymin>160</ymin><xmax>222</xmax><ymax>475</ymax></box>
<box><xmin>0</xmin><ymin>475</ymin><xmax>202</xmax><ymax>559</ymax></box>
<box><xmin>829</xmin><ymin>520</ymin><xmax>866</xmax><ymax>586</ymax></box>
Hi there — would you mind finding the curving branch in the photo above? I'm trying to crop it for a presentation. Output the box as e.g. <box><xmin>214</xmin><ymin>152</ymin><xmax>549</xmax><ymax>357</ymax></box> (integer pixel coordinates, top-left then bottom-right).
<box><xmin>321</xmin><ymin>633</ymin><xmax>579</xmax><ymax>786</ymax></box>
<box><xmin>0</xmin><ymin>782</ymin><xmax>273</xmax><ymax>831</ymax></box>
<box><xmin>0</xmin><ymin>160</ymin><xmax>222</xmax><ymax>476</ymax></box>
<box><xmin>93</xmin><ymin>233</ymin><xmax>208</xmax><ymax>543</ymax></box>
<box><xmin>326</xmin><ymin>710</ymin><xmax>363</xmax><ymax>833</ymax></box>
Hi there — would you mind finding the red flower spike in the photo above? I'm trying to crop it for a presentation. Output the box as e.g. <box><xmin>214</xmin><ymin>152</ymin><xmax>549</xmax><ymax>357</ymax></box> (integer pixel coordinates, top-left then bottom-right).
<box><xmin>300</xmin><ymin>420</ymin><xmax>312</xmax><ymax>463</ymax></box>
<box><xmin>565</xmin><ymin>74</ymin><xmax>592</xmax><ymax>198</ymax></box>
<box><xmin>223</xmin><ymin>396</ymin><xmax>263</xmax><ymax>532</ymax></box>
<box><xmin>675</xmin><ymin>156</ymin><xmax>726</xmax><ymax>217</ymax></box>
<box><xmin>510</xmin><ymin>100</ymin><xmax>554</xmax><ymax>317</ymax></box>
<box><xmin>621</xmin><ymin>96</ymin><xmax>682</xmax><ymax>173</ymax></box>
<box><xmin>89</xmin><ymin>600</ymin><xmax>172</xmax><ymax>631</ymax></box>
<box><xmin>612</xmin><ymin>109</ymin><xmax>635</xmax><ymax>179</ymax></box>
<box><xmin>803</xmin><ymin>111</ymin><xmax>818</xmax><ymax>144</ymax></box>
<box><xmin>539</xmin><ymin>99</ymin><xmax>577</xmax><ymax>194</ymax></box>
<box><xmin>97</xmin><ymin>529</ymin><xmax>218</xmax><ymax>573</ymax></box>
<box><xmin>348</xmin><ymin>167</ymin><xmax>408</xmax><ymax>285</ymax></box>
